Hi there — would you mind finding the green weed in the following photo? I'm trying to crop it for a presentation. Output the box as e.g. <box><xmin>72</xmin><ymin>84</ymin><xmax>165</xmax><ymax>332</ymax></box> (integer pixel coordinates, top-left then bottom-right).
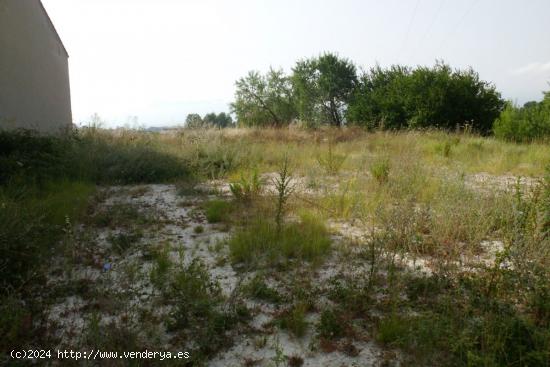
<box><xmin>242</xmin><ymin>275</ymin><xmax>283</xmax><ymax>303</ymax></box>
<box><xmin>228</xmin><ymin>212</ymin><xmax>331</xmax><ymax>267</ymax></box>
<box><xmin>149</xmin><ymin>244</ymin><xmax>172</xmax><ymax>289</ymax></box>
<box><xmin>370</xmin><ymin>158</ymin><xmax>390</xmax><ymax>184</ymax></box>
<box><xmin>317</xmin><ymin>139</ymin><xmax>346</xmax><ymax>175</ymax></box>
<box><xmin>275</xmin><ymin>303</ymin><xmax>308</xmax><ymax>338</ymax></box>
<box><xmin>204</xmin><ymin>200</ymin><xmax>233</xmax><ymax>223</ymax></box>
<box><xmin>317</xmin><ymin>308</ymin><xmax>346</xmax><ymax>340</ymax></box>
<box><xmin>108</xmin><ymin>231</ymin><xmax>142</xmax><ymax>254</ymax></box>
<box><xmin>166</xmin><ymin>259</ymin><xmax>247</xmax><ymax>362</ymax></box>
<box><xmin>229</xmin><ymin>169</ymin><xmax>263</xmax><ymax>202</ymax></box>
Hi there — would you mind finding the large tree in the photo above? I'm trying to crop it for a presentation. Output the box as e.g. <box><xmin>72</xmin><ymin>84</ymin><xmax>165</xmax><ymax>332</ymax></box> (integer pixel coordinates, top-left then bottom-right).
<box><xmin>346</xmin><ymin>65</ymin><xmax>411</xmax><ymax>130</ymax></box>
<box><xmin>204</xmin><ymin>112</ymin><xmax>234</xmax><ymax>128</ymax></box>
<box><xmin>231</xmin><ymin>68</ymin><xmax>296</xmax><ymax>127</ymax></box>
<box><xmin>347</xmin><ymin>62</ymin><xmax>504</xmax><ymax>134</ymax></box>
<box><xmin>185</xmin><ymin>113</ymin><xmax>204</xmax><ymax>129</ymax></box>
<box><xmin>292</xmin><ymin>53</ymin><xmax>357</xmax><ymax>126</ymax></box>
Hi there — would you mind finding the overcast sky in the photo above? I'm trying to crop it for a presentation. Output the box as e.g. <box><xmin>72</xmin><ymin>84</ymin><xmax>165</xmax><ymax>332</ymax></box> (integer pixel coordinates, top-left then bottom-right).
<box><xmin>41</xmin><ymin>0</ymin><xmax>550</xmax><ymax>127</ymax></box>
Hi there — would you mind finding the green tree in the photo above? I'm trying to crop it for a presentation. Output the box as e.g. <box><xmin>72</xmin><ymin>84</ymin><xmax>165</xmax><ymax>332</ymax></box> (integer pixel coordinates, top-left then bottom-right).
<box><xmin>347</xmin><ymin>62</ymin><xmax>504</xmax><ymax>133</ymax></box>
<box><xmin>347</xmin><ymin>65</ymin><xmax>411</xmax><ymax>130</ymax></box>
<box><xmin>185</xmin><ymin>113</ymin><xmax>204</xmax><ymax>129</ymax></box>
<box><xmin>494</xmin><ymin>88</ymin><xmax>550</xmax><ymax>142</ymax></box>
<box><xmin>215</xmin><ymin>112</ymin><xmax>234</xmax><ymax>128</ymax></box>
<box><xmin>231</xmin><ymin>68</ymin><xmax>296</xmax><ymax>127</ymax></box>
<box><xmin>204</xmin><ymin>112</ymin><xmax>234</xmax><ymax>128</ymax></box>
<box><xmin>292</xmin><ymin>52</ymin><xmax>357</xmax><ymax>127</ymax></box>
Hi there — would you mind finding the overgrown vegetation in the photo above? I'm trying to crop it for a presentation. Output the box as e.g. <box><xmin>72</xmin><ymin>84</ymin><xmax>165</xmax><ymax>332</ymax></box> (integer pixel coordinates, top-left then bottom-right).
<box><xmin>1</xmin><ymin>126</ymin><xmax>549</xmax><ymax>366</ymax></box>
<box><xmin>0</xmin><ymin>128</ymin><xmax>188</xmax><ymax>356</ymax></box>
<box><xmin>230</xmin><ymin>53</ymin><xmax>549</xmax><ymax>142</ymax></box>
<box><xmin>231</xmin><ymin>54</ymin><xmax>504</xmax><ymax>133</ymax></box>
<box><xmin>229</xmin><ymin>213</ymin><xmax>331</xmax><ymax>268</ymax></box>
<box><xmin>185</xmin><ymin>112</ymin><xmax>234</xmax><ymax>129</ymax></box>
<box><xmin>165</xmin><ymin>259</ymin><xmax>248</xmax><ymax>362</ymax></box>
<box><xmin>347</xmin><ymin>62</ymin><xmax>504</xmax><ymax>133</ymax></box>
<box><xmin>204</xmin><ymin>199</ymin><xmax>234</xmax><ymax>223</ymax></box>
<box><xmin>494</xmin><ymin>91</ymin><xmax>550</xmax><ymax>142</ymax></box>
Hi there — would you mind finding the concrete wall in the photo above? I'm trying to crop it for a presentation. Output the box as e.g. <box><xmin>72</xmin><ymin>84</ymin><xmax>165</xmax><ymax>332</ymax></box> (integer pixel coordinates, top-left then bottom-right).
<box><xmin>0</xmin><ymin>0</ymin><xmax>72</xmax><ymax>134</ymax></box>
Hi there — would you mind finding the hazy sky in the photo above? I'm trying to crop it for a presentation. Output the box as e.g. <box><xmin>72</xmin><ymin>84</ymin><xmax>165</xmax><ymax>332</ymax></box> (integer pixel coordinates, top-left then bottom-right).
<box><xmin>41</xmin><ymin>0</ymin><xmax>550</xmax><ymax>127</ymax></box>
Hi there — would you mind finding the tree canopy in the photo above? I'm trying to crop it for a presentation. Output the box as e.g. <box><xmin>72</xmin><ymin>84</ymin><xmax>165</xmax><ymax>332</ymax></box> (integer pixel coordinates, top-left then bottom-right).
<box><xmin>494</xmin><ymin>89</ymin><xmax>550</xmax><ymax>142</ymax></box>
<box><xmin>204</xmin><ymin>112</ymin><xmax>233</xmax><ymax>128</ymax></box>
<box><xmin>185</xmin><ymin>112</ymin><xmax>234</xmax><ymax>129</ymax></box>
<box><xmin>292</xmin><ymin>53</ymin><xmax>357</xmax><ymax>126</ymax></box>
<box><xmin>230</xmin><ymin>54</ymin><xmax>507</xmax><ymax>134</ymax></box>
<box><xmin>346</xmin><ymin>62</ymin><xmax>504</xmax><ymax>134</ymax></box>
<box><xmin>231</xmin><ymin>69</ymin><xmax>295</xmax><ymax>127</ymax></box>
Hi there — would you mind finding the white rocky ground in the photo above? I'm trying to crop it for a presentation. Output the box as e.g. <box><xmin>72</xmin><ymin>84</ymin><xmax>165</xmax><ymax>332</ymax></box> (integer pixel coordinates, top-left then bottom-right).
<box><xmin>43</xmin><ymin>172</ymin><xmax>530</xmax><ymax>365</ymax></box>
<box><xmin>44</xmin><ymin>184</ymin><xmax>397</xmax><ymax>366</ymax></box>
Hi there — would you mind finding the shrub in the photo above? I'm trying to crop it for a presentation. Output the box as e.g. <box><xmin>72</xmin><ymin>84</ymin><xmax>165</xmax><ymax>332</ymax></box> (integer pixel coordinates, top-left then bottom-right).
<box><xmin>317</xmin><ymin>308</ymin><xmax>346</xmax><ymax>340</ymax></box>
<box><xmin>347</xmin><ymin>62</ymin><xmax>504</xmax><ymax>133</ymax></box>
<box><xmin>192</xmin><ymin>140</ymin><xmax>241</xmax><ymax>179</ymax></box>
<box><xmin>0</xmin><ymin>181</ymin><xmax>94</xmax><ymax>291</ymax></box>
<box><xmin>75</xmin><ymin>131</ymin><xmax>188</xmax><ymax>184</ymax></box>
<box><xmin>493</xmin><ymin>97</ymin><xmax>550</xmax><ymax>143</ymax></box>
<box><xmin>376</xmin><ymin>315</ymin><xmax>411</xmax><ymax>347</ymax></box>
<box><xmin>0</xmin><ymin>130</ymin><xmax>68</xmax><ymax>186</ymax></box>
<box><xmin>0</xmin><ymin>129</ymin><xmax>189</xmax><ymax>186</ymax></box>
<box><xmin>435</xmin><ymin>138</ymin><xmax>459</xmax><ymax>157</ymax></box>
<box><xmin>273</xmin><ymin>156</ymin><xmax>295</xmax><ymax>232</ymax></box>
<box><xmin>229</xmin><ymin>170</ymin><xmax>263</xmax><ymax>202</ymax></box>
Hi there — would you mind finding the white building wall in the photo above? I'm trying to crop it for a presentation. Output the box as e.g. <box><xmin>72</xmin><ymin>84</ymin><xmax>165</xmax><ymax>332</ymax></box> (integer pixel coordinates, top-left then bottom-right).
<box><xmin>0</xmin><ymin>0</ymin><xmax>72</xmax><ymax>134</ymax></box>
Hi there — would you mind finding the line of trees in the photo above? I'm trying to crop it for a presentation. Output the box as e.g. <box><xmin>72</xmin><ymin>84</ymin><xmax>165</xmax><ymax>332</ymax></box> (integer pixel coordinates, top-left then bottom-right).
<box><xmin>230</xmin><ymin>53</ymin><xmax>505</xmax><ymax>134</ymax></box>
<box><xmin>185</xmin><ymin>112</ymin><xmax>234</xmax><ymax>129</ymax></box>
<box><xmin>493</xmin><ymin>90</ymin><xmax>550</xmax><ymax>142</ymax></box>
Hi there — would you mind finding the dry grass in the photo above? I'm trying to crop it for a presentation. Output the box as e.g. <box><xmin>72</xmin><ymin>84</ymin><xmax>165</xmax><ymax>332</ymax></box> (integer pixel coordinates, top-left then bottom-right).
<box><xmin>2</xmin><ymin>126</ymin><xmax>549</xmax><ymax>366</ymax></box>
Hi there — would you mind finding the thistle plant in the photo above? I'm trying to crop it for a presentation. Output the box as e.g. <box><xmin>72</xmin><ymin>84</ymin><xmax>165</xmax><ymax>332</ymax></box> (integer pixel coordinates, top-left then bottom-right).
<box><xmin>273</xmin><ymin>155</ymin><xmax>295</xmax><ymax>234</ymax></box>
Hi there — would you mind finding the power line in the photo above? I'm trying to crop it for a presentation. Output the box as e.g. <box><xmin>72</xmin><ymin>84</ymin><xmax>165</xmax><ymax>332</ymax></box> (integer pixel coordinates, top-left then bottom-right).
<box><xmin>436</xmin><ymin>0</ymin><xmax>481</xmax><ymax>56</ymax></box>
<box><xmin>409</xmin><ymin>0</ymin><xmax>447</xmax><ymax>64</ymax></box>
<box><xmin>398</xmin><ymin>0</ymin><xmax>421</xmax><ymax>64</ymax></box>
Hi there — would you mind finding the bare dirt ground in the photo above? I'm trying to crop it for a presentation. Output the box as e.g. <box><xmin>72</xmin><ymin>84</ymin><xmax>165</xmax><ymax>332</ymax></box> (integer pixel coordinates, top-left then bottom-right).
<box><xmin>42</xmin><ymin>171</ymin><xmax>536</xmax><ymax>366</ymax></box>
<box><xmin>44</xmin><ymin>184</ymin><xmax>396</xmax><ymax>366</ymax></box>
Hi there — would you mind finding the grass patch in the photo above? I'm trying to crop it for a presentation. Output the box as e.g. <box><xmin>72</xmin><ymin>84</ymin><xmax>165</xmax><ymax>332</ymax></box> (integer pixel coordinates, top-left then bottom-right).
<box><xmin>0</xmin><ymin>180</ymin><xmax>94</xmax><ymax>290</ymax></box>
<box><xmin>149</xmin><ymin>243</ymin><xmax>172</xmax><ymax>289</ymax></box>
<box><xmin>204</xmin><ymin>199</ymin><xmax>234</xmax><ymax>223</ymax></box>
<box><xmin>274</xmin><ymin>303</ymin><xmax>308</xmax><ymax>338</ymax></box>
<box><xmin>370</xmin><ymin>158</ymin><xmax>390</xmax><ymax>184</ymax></box>
<box><xmin>88</xmin><ymin>203</ymin><xmax>153</xmax><ymax>228</ymax></box>
<box><xmin>229</xmin><ymin>212</ymin><xmax>331</xmax><ymax>267</ymax></box>
<box><xmin>317</xmin><ymin>308</ymin><xmax>346</xmax><ymax>340</ymax></box>
<box><xmin>242</xmin><ymin>275</ymin><xmax>283</xmax><ymax>303</ymax></box>
<box><xmin>108</xmin><ymin>231</ymin><xmax>142</xmax><ymax>254</ymax></box>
